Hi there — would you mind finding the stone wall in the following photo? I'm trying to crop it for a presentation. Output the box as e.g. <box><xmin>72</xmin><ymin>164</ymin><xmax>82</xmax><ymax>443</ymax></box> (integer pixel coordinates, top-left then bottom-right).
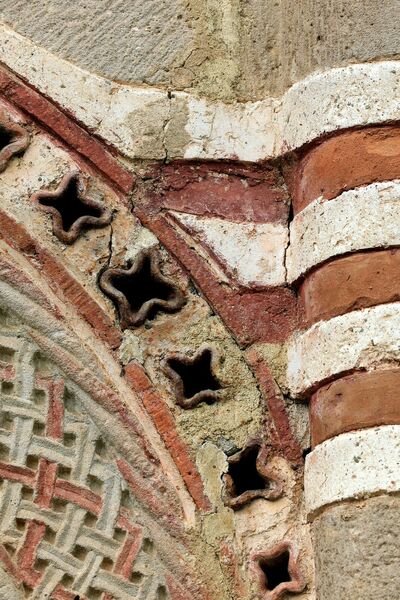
<box><xmin>0</xmin><ymin>4</ymin><xmax>398</xmax><ymax>600</ymax></box>
<box><xmin>1</xmin><ymin>0</ymin><xmax>399</xmax><ymax>100</ymax></box>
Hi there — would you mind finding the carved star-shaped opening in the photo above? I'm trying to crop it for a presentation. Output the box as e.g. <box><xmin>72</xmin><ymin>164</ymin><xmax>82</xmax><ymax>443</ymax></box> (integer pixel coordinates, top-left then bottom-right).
<box><xmin>253</xmin><ymin>543</ymin><xmax>305</xmax><ymax>600</ymax></box>
<box><xmin>32</xmin><ymin>172</ymin><xmax>112</xmax><ymax>244</ymax></box>
<box><xmin>99</xmin><ymin>248</ymin><xmax>186</xmax><ymax>328</ymax></box>
<box><xmin>164</xmin><ymin>347</ymin><xmax>222</xmax><ymax>409</ymax></box>
<box><xmin>0</xmin><ymin>111</ymin><xmax>30</xmax><ymax>173</ymax></box>
<box><xmin>222</xmin><ymin>441</ymin><xmax>283</xmax><ymax>509</ymax></box>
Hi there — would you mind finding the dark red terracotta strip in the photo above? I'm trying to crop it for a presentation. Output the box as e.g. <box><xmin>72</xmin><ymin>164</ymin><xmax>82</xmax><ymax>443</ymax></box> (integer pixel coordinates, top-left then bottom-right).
<box><xmin>124</xmin><ymin>361</ymin><xmax>211</xmax><ymax>512</ymax></box>
<box><xmin>146</xmin><ymin>161</ymin><xmax>289</xmax><ymax>224</ymax></box>
<box><xmin>245</xmin><ymin>347</ymin><xmax>302</xmax><ymax>463</ymax></box>
<box><xmin>135</xmin><ymin>210</ymin><xmax>298</xmax><ymax>346</ymax></box>
<box><xmin>311</xmin><ymin>369</ymin><xmax>400</xmax><ymax>446</ymax></box>
<box><xmin>0</xmin><ymin>209</ymin><xmax>121</xmax><ymax>349</ymax></box>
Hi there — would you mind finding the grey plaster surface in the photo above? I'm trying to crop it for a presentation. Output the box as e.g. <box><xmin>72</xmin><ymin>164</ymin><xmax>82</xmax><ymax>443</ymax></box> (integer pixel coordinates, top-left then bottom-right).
<box><xmin>238</xmin><ymin>0</ymin><xmax>400</xmax><ymax>98</ymax></box>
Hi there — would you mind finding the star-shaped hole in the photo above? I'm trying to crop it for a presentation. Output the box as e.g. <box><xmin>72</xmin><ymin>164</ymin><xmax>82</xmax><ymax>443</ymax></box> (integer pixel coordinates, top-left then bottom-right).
<box><xmin>0</xmin><ymin>112</ymin><xmax>30</xmax><ymax>173</ymax></box>
<box><xmin>32</xmin><ymin>172</ymin><xmax>112</xmax><ymax>244</ymax></box>
<box><xmin>222</xmin><ymin>441</ymin><xmax>283</xmax><ymax>509</ymax></box>
<box><xmin>253</xmin><ymin>543</ymin><xmax>305</xmax><ymax>600</ymax></box>
<box><xmin>99</xmin><ymin>248</ymin><xmax>186</xmax><ymax>328</ymax></box>
<box><xmin>164</xmin><ymin>348</ymin><xmax>222</xmax><ymax>409</ymax></box>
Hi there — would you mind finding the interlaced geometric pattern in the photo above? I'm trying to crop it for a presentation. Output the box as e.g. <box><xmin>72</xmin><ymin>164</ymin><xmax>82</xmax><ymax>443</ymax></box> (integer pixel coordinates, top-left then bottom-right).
<box><xmin>0</xmin><ymin>333</ymin><xmax>169</xmax><ymax>599</ymax></box>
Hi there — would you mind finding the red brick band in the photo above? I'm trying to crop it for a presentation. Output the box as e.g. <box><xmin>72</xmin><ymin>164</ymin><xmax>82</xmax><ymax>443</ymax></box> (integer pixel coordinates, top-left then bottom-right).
<box><xmin>148</xmin><ymin>161</ymin><xmax>288</xmax><ymax>224</ymax></box>
<box><xmin>310</xmin><ymin>369</ymin><xmax>400</xmax><ymax>447</ymax></box>
<box><xmin>286</xmin><ymin>124</ymin><xmax>400</xmax><ymax>213</ymax></box>
<box><xmin>300</xmin><ymin>249</ymin><xmax>400</xmax><ymax>326</ymax></box>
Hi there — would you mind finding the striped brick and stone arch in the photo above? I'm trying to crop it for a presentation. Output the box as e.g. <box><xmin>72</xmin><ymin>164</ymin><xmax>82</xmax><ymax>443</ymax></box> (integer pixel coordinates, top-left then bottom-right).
<box><xmin>284</xmin><ymin>121</ymin><xmax>400</xmax><ymax>600</ymax></box>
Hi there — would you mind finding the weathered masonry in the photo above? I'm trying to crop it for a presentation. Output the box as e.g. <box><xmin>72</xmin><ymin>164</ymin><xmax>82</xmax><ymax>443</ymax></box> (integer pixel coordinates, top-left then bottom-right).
<box><xmin>0</xmin><ymin>3</ymin><xmax>399</xmax><ymax>599</ymax></box>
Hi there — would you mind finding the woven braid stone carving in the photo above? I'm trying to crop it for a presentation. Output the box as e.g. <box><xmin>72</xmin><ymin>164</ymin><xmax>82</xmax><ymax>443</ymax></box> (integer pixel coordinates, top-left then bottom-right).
<box><xmin>0</xmin><ymin>333</ymin><xmax>168</xmax><ymax>600</ymax></box>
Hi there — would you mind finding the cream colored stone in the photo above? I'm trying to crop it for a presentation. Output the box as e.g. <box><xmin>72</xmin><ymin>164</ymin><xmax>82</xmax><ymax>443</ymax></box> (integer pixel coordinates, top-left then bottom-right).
<box><xmin>0</xmin><ymin>131</ymin><xmax>116</xmax><ymax>315</ymax></box>
<box><xmin>287</xmin><ymin>303</ymin><xmax>400</xmax><ymax>397</ymax></box>
<box><xmin>2</xmin><ymin>23</ymin><xmax>400</xmax><ymax>161</ymax></box>
<box><xmin>183</xmin><ymin>96</ymin><xmax>277</xmax><ymax>161</ymax></box>
<box><xmin>305</xmin><ymin>426</ymin><xmax>400</xmax><ymax>518</ymax></box>
<box><xmin>233</xmin><ymin>458</ymin><xmax>315</xmax><ymax>600</ymax></box>
<box><xmin>197</xmin><ymin>442</ymin><xmax>234</xmax><ymax>543</ymax></box>
<box><xmin>0</xmin><ymin>23</ymin><xmax>171</xmax><ymax>159</ymax></box>
<box><xmin>287</xmin><ymin>180</ymin><xmax>400</xmax><ymax>282</ymax></box>
<box><xmin>171</xmin><ymin>212</ymin><xmax>287</xmax><ymax>286</ymax></box>
<box><xmin>0</xmin><ymin>563</ymin><xmax>23</xmax><ymax>599</ymax></box>
<box><xmin>1</xmin><ymin>0</ymin><xmax>196</xmax><ymax>89</ymax></box>
<box><xmin>279</xmin><ymin>61</ymin><xmax>400</xmax><ymax>151</ymax></box>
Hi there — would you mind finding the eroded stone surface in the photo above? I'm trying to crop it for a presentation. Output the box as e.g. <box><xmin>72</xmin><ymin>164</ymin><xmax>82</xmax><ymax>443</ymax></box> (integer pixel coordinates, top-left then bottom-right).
<box><xmin>239</xmin><ymin>0</ymin><xmax>400</xmax><ymax>99</ymax></box>
<box><xmin>313</xmin><ymin>495</ymin><xmax>400</xmax><ymax>600</ymax></box>
<box><xmin>3</xmin><ymin>0</ymin><xmax>400</xmax><ymax>102</ymax></box>
<box><xmin>171</xmin><ymin>212</ymin><xmax>288</xmax><ymax>286</ymax></box>
<box><xmin>1</xmin><ymin>0</ymin><xmax>196</xmax><ymax>89</ymax></box>
<box><xmin>305</xmin><ymin>426</ymin><xmax>400</xmax><ymax>516</ymax></box>
<box><xmin>2</xmin><ymin>23</ymin><xmax>400</xmax><ymax>161</ymax></box>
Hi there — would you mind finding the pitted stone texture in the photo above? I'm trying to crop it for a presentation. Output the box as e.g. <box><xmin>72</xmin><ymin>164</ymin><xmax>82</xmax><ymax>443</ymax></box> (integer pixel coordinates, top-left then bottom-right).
<box><xmin>0</xmin><ymin>128</ymin><xmax>134</xmax><ymax>320</ymax></box>
<box><xmin>287</xmin><ymin>303</ymin><xmax>400</xmax><ymax>397</ymax></box>
<box><xmin>131</xmin><ymin>299</ymin><xmax>263</xmax><ymax>452</ymax></box>
<box><xmin>279</xmin><ymin>62</ymin><xmax>400</xmax><ymax>151</ymax></box>
<box><xmin>313</xmin><ymin>495</ymin><xmax>400</xmax><ymax>600</ymax></box>
<box><xmin>170</xmin><ymin>212</ymin><xmax>288</xmax><ymax>286</ymax></box>
<box><xmin>305</xmin><ymin>426</ymin><xmax>400</xmax><ymax>517</ymax></box>
<box><xmin>2</xmin><ymin>0</ymin><xmax>400</xmax><ymax>101</ymax></box>
<box><xmin>239</xmin><ymin>0</ymin><xmax>400</xmax><ymax>99</ymax></box>
<box><xmin>2</xmin><ymin>23</ymin><xmax>400</xmax><ymax>161</ymax></box>
<box><xmin>287</xmin><ymin>180</ymin><xmax>400</xmax><ymax>282</ymax></box>
<box><xmin>1</xmin><ymin>0</ymin><xmax>195</xmax><ymax>88</ymax></box>
<box><xmin>183</xmin><ymin>96</ymin><xmax>277</xmax><ymax>162</ymax></box>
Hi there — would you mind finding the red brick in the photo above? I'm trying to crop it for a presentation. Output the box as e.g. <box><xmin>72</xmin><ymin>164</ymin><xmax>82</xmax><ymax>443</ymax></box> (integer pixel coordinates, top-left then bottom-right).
<box><xmin>146</xmin><ymin>161</ymin><xmax>289</xmax><ymax>224</ymax></box>
<box><xmin>285</xmin><ymin>124</ymin><xmax>400</xmax><ymax>213</ymax></box>
<box><xmin>300</xmin><ymin>249</ymin><xmax>400</xmax><ymax>326</ymax></box>
<box><xmin>135</xmin><ymin>210</ymin><xmax>298</xmax><ymax>346</ymax></box>
<box><xmin>311</xmin><ymin>369</ymin><xmax>400</xmax><ymax>446</ymax></box>
<box><xmin>245</xmin><ymin>347</ymin><xmax>303</xmax><ymax>464</ymax></box>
